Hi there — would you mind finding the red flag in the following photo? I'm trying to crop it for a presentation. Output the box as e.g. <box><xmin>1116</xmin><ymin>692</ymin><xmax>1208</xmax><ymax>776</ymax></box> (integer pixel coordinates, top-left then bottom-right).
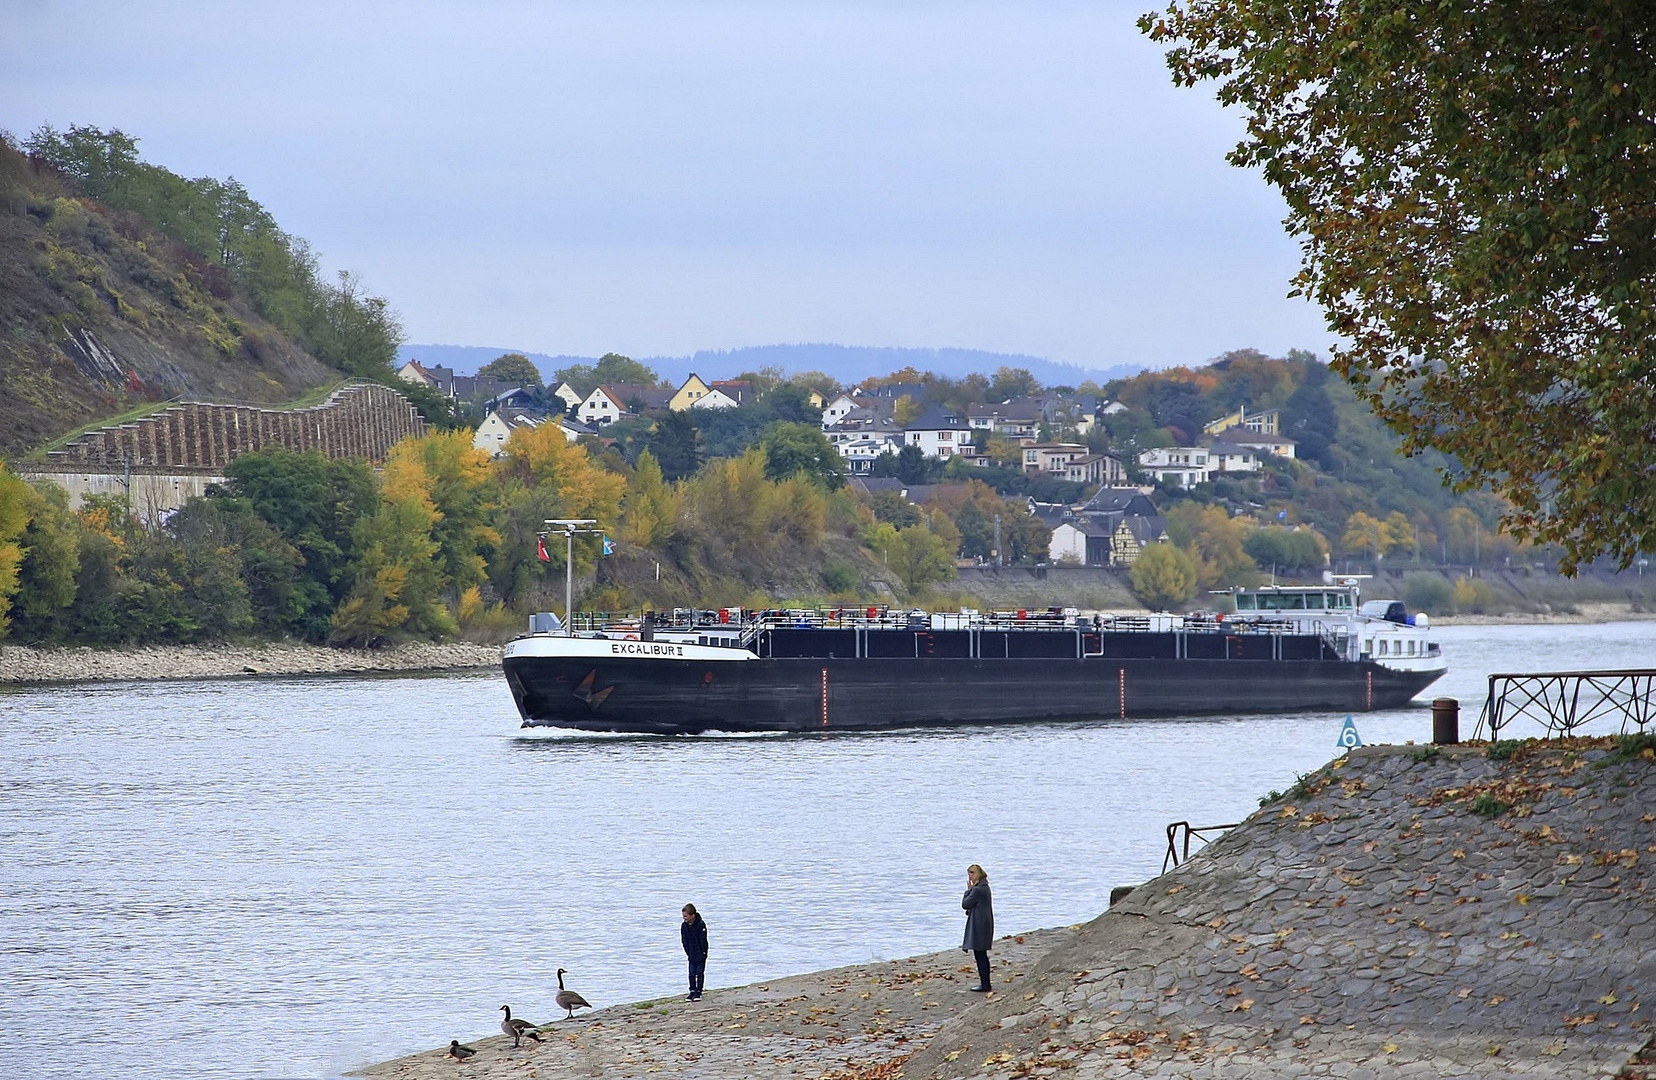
<box><xmin>537</xmin><ymin>537</ymin><xmax>551</xmax><ymax>562</ymax></box>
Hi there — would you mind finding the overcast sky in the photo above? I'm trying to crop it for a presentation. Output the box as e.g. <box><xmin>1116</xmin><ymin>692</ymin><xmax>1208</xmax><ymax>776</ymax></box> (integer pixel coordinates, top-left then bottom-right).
<box><xmin>2</xmin><ymin>0</ymin><xmax>1331</xmax><ymax>373</ymax></box>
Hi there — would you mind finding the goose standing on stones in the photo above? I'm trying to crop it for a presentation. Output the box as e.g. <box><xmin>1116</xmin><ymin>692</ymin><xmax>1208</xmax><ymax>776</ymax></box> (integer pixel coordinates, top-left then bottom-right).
<box><xmin>448</xmin><ymin>1040</ymin><xmax>477</xmax><ymax>1062</ymax></box>
<box><xmin>500</xmin><ymin>1004</ymin><xmax>544</xmax><ymax>1047</ymax></box>
<box><xmin>555</xmin><ymin>968</ymin><xmax>591</xmax><ymax>1019</ymax></box>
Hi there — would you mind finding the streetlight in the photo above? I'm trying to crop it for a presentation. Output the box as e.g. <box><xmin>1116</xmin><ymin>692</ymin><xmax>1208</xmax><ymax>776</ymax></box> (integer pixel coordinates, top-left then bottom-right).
<box><xmin>542</xmin><ymin>519</ymin><xmax>601</xmax><ymax>636</ymax></box>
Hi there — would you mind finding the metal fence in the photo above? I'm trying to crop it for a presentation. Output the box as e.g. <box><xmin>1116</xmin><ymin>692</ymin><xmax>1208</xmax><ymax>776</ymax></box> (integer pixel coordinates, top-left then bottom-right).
<box><xmin>1477</xmin><ymin>669</ymin><xmax>1656</xmax><ymax>739</ymax></box>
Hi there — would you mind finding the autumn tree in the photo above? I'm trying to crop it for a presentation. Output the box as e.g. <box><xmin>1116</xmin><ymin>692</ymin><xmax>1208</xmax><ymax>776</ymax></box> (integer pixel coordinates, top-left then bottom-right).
<box><xmin>1129</xmin><ymin>542</ymin><xmax>1199</xmax><ymax>610</ymax></box>
<box><xmin>1143</xmin><ymin>2</ymin><xmax>1656</xmax><ymax>569</ymax></box>
<box><xmin>487</xmin><ymin>422</ymin><xmax>626</xmax><ymax>609</ymax></box>
<box><xmin>0</xmin><ymin>466</ymin><xmax>30</xmax><ymax>637</ymax></box>
<box><xmin>620</xmin><ymin>451</ymin><xmax>677</xmax><ymax>547</ymax></box>
<box><xmin>5</xmin><ymin>482</ymin><xmax>81</xmax><ymax>641</ymax></box>
<box><xmin>988</xmin><ymin>366</ymin><xmax>1040</xmax><ymax>403</ymax></box>
<box><xmin>331</xmin><ymin>442</ymin><xmax>456</xmax><ymax>645</ymax></box>
<box><xmin>1165</xmin><ymin>503</ymin><xmax>1256</xmax><ymax>587</ymax></box>
<box><xmin>477</xmin><ymin>352</ymin><xmax>543</xmax><ymax>388</ymax></box>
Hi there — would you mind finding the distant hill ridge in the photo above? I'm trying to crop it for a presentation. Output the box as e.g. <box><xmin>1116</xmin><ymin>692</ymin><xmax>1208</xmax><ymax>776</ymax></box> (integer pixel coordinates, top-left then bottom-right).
<box><xmin>399</xmin><ymin>342</ymin><xmax>1146</xmax><ymax>389</ymax></box>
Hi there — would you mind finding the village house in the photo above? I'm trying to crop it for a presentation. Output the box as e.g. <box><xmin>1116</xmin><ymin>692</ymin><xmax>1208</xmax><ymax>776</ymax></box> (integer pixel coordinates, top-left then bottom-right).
<box><xmin>1223</xmin><ymin>431</ymin><xmax>1298</xmax><ymax>459</ymax></box>
<box><xmin>966</xmin><ymin>400</ymin><xmax>1042</xmax><ymax>443</ymax></box>
<box><xmin>546</xmin><ymin>380</ymin><xmax>584</xmax><ymax>412</ymax></box>
<box><xmin>709</xmin><ymin>379</ymin><xmax>754</xmax><ymax>405</ymax></box>
<box><xmin>667</xmin><ymin>373</ymin><xmax>713</xmax><ymax>411</ymax></box>
<box><xmin>1203</xmin><ymin>406</ymin><xmax>1281</xmax><ymax>437</ymax></box>
<box><xmin>690</xmin><ymin>387</ymin><xmax>742</xmax><ymax>409</ymax></box>
<box><xmin>1042</xmin><ymin>487</ymin><xmax>1168</xmax><ymax>567</ymax></box>
<box><xmin>1021</xmin><ymin>442</ymin><xmax>1092</xmax><ymax>477</ymax></box>
<box><xmin>578</xmin><ymin>383</ymin><xmax>673</xmax><ymax>427</ymax></box>
<box><xmin>1060</xmin><ymin>452</ymin><xmax>1127</xmax><ymax>486</ymax></box>
<box><xmin>472</xmin><ymin>407</ymin><xmax>543</xmax><ymax>457</ymax></box>
<box><xmin>902</xmin><ymin>406</ymin><xmax>973</xmax><ymax>459</ymax></box>
<box><xmin>1138</xmin><ymin>446</ymin><xmax>1212</xmax><ymax>489</ymax></box>
<box><xmin>1205</xmin><ymin>438</ymin><xmax>1262</xmax><ymax>474</ymax></box>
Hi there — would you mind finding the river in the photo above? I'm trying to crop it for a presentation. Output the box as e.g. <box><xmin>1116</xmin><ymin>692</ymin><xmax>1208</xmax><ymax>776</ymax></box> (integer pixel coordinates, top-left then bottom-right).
<box><xmin>1</xmin><ymin>621</ymin><xmax>1651</xmax><ymax>1079</ymax></box>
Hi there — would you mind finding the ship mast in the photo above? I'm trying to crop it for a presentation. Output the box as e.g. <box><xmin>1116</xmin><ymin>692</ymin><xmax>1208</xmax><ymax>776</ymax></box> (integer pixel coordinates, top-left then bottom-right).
<box><xmin>542</xmin><ymin>519</ymin><xmax>601</xmax><ymax>636</ymax></box>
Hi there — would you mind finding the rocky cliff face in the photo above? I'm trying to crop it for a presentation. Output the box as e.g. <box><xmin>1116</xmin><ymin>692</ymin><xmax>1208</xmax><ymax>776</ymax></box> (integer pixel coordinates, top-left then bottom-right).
<box><xmin>0</xmin><ymin>146</ymin><xmax>338</xmax><ymax>457</ymax></box>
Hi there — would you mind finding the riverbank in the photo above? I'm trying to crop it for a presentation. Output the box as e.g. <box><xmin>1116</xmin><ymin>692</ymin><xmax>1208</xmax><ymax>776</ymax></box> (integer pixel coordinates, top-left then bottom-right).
<box><xmin>351</xmin><ymin>930</ymin><xmax>1073</xmax><ymax>1080</ymax></box>
<box><xmin>0</xmin><ymin>640</ymin><xmax>501</xmax><ymax>684</ymax></box>
<box><xmin>357</xmin><ymin>738</ymin><xmax>1656</xmax><ymax>1079</ymax></box>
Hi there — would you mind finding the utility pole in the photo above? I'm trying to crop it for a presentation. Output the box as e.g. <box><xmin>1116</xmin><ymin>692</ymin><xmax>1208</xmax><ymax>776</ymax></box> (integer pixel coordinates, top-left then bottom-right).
<box><xmin>542</xmin><ymin>518</ymin><xmax>601</xmax><ymax>636</ymax></box>
<box><xmin>994</xmin><ymin>513</ymin><xmax>1003</xmax><ymax>568</ymax></box>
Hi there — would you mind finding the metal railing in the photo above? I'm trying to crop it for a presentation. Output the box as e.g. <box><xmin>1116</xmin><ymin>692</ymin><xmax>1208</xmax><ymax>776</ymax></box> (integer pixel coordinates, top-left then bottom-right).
<box><xmin>1477</xmin><ymin>669</ymin><xmax>1656</xmax><ymax>739</ymax></box>
<box><xmin>1163</xmin><ymin>820</ymin><xmax>1241</xmax><ymax>873</ymax></box>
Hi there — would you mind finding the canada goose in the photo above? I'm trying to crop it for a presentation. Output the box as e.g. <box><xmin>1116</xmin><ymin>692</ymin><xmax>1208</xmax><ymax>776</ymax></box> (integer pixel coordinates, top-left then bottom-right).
<box><xmin>500</xmin><ymin>1004</ymin><xmax>543</xmax><ymax>1047</ymax></box>
<box><xmin>448</xmin><ymin>1040</ymin><xmax>477</xmax><ymax>1062</ymax></box>
<box><xmin>555</xmin><ymin>968</ymin><xmax>591</xmax><ymax>1019</ymax></box>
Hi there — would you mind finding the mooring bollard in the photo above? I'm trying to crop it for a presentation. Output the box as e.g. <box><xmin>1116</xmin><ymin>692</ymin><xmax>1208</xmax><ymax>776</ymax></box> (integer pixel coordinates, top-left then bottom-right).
<box><xmin>1432</xmin><ymin>697</ymin><xmax>1460</xmax><ymax>745</ymax></box>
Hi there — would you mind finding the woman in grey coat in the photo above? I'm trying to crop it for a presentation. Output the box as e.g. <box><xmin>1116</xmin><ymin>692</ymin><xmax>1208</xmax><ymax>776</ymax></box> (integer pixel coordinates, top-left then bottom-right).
<box><xmin>961</xmin><ymin>863</ymin><xmax>994</xmax><ymax>992</ymax></box>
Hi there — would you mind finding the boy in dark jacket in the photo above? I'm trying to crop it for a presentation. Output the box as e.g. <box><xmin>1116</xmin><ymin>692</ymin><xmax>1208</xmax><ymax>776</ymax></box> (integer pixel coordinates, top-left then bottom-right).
<box><xmin>681</xmin><ymin>904</ymin><xmax>709</xmax><ymax>1000</ymax></box>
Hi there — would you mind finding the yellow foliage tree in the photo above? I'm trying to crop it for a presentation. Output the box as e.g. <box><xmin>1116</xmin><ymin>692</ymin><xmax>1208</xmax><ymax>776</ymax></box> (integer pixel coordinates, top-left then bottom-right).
<box><xmin>1129</xmin><ymin>542</ymin><xmax>1198</xmax><ymax>610</ymax></box>
<box><xmin>0</xmin><ymin>465</ymin><xmax>32</xmax><ymax>637</ymax></box>
<box><xmin>402</xmin><ymin>430</ymin><xmax>500</xmax><ymax>592</ymax></box>
<box><xmin>1340</xmin><ymin>511</ymin><xmax>1385</xmax><ymax>557</ymax></box>
<box><xmin>486</xmin><ymin>423</ymin><xmax>625</xmax><ymax>611</ymax></box>
<box><xmin>331</xmin><ymin>447</ymin><xmax>455</xmax><ymax>645</ymax></box>
<box><xmin>893</xmin><ymin>394</ymin><xmax>922</xmax><ymax>426</ymax></box>
<box><xmin>1166</xmin><ymin>502</ymin><xmax>1256</xmax><ymax>588</ymax></box>
<box><xmin>619</xmin><ymin>451</ymin><xmax>678</xmax><ymax>548</ymax></box>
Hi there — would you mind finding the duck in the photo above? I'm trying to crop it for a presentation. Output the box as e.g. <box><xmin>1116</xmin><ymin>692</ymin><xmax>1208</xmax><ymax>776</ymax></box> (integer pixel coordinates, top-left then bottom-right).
<box><xmin>555</xmin><ymin>968</ymin><xmax>591</xmax><ymax>1019</ymax></box>
<box><xmin>500</xmin><ymin>1004</ymin><xmax>544</xmax><ymax>1047</ymax></box>
<box><xmin>448</xmin><ymin>1040</ymin><xmax>477</xmax><ymax>1062</ymax></box>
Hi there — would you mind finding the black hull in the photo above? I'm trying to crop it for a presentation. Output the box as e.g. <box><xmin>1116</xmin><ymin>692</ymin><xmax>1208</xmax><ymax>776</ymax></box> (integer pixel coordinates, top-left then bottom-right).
<box><xmin>504</xmin><ymin>654</ymin><xmax>1445</xmax><ymax>734</ymax></box>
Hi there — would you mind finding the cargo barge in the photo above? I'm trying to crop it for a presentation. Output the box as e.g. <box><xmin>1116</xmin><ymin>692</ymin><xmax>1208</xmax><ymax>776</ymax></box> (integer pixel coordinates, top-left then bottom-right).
<box><xmin>502</xmin><ymin>583</ymin><xmax>1446</xmax><ymax>734</ymax></box>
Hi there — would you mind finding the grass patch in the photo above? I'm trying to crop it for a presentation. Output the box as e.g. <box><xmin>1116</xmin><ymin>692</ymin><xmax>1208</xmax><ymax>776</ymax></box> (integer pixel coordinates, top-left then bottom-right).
<box><xmin>1410</xmin><ymin>746</ymin><xmax>1440</xmax><ymax>762</ymax></box>
<box><xmin>1487</xmin><ymin>739</ymin><xmax>1526</xmax><ymax>761</ymax></box>
<box><xmin>1258</xmin><ymin>789</ymin><xmax>1282</xmax><ymax>807</ymax></box>
<box><xmin>1611</xmin><ymin>732</ymin><xmax>1656</xmax><ymax>761</ymax></box>
<box><xmin>1470</xmin><ymin>792</ymin><xmax>1510</xmax><ymax>817</ymax></box>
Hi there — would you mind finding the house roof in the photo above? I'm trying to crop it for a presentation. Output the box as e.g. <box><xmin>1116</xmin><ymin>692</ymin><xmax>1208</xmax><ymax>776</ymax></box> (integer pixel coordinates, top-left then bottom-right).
<box><xmin>1120</xmin><ymin>515</ymin><xmax>1169</xmax><ymax>544</ymax></box>
<box><xmin>905</xmin><ymin>406</ymin><xmax>969</xmax><ymax>432</ymax></box>
<box><xmin>1082</xmin><ymin>487</ymin><xmax>1159</xmax><ymax>516</ymax></box>
<box><xmin>1056</xmin><ymin>516</ymin><xmax>1116</xmax><ymax>537</ymax></box>
<box><xmin>595</xmin><ymin>384</ymin><xmax>674</xmax><ymax>410</ymax></box>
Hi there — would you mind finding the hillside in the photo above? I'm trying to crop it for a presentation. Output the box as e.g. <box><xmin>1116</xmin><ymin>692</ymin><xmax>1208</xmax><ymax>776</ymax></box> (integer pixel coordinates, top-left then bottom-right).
<box><xmin>401</xmin><ymin>342</ymin><xmax>1142</xmax><ymax>392</ymax></box>
<box><xmin>0</xmin><ymin>140</ymin><xmax>346</xmax><ymax>457</ymax></box>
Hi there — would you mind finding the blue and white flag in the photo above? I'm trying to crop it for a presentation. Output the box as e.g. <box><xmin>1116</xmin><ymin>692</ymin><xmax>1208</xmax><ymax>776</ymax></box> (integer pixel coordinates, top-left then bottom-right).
<box><xmin>1277</xmin><ymin>509</ymin><xmax>1288</xmax><ymax>521</ymax></box>
<box><xmin>601</xmin><ymin>534</ymin><xmax>615</xmax><ymax>556</ymax></box>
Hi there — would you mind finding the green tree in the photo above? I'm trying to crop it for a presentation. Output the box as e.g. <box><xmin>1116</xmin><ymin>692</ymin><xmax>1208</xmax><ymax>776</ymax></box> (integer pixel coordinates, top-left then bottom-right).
<box><xmin>988</xmin><ymin>366</ymin><xmax>1041</xmax><ymax>402</ymax></box>
<box><xmin>1129</xmin><ymin>542</ymin><xmax>1199</xmax><ymax>610</ymax></box>
<box><xmin>1243</xmin><ymin>526</ymin><xmax>1325</xmax><ymax>573</ymax></box>
<box><xmin>867</xmin><ymin>522</ymin><xmax>956</xmax><ymax>593</ymax></box>
<box><xmin>7</xmin><ymin>483</ymin><xmax>82</xmax><ymax>641</ymax></box>
<box><xmin>758</xmin><ymin>421</ymin><xmax>846</xmax><ymax>490</ymax></box>
<box><xmin>218</xmin><ymin>448</ymin><xmax>378</xmax><ymax>640</ymax></box>
<box><xmin>895</xmin><ymin>444</ymin><xmax>929</xmax><ymax>485</ymax></box>
<box><xmin>646</xmin><ymin>409</ymin><xmax>702</xmax><ymax>481</ymax></box>
<box><xmin>868</xmin><ymin>489</ymin><xmax>921</xmax><ymax>528</ymax></box>
<box><xmin>1143</xmin><ymin>1</ymin><xmax>1656</xmax><ymax>569</ymax></box>
<box><xmin>594</xmin><ymin>353</ymin><xmax>661</xmax><ymax>387</ymax></box>
<box><xmin>477</xmin><ymin>352</ymin><xmax>543</xmax><ymax>388</ymax></box>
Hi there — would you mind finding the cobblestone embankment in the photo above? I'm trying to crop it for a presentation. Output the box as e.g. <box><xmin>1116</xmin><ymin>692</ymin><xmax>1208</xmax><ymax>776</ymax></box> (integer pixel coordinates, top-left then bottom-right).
<box><xmin>909</xmin><ymin>738</ymin><xmax>1656</xmax><ymax>1079</ymax></box>
<box><xmin>356</xmin><ymin>737</ymin><xmax>1654</xmax><ymax>1079</ymax></box>
<box><xmin>0</xmin><ymin>640</ymin><xmax>502</xmax><ymax>684</ymax></box>
<box><xmin>351</xmin><ymin>930</ymin><xmax>1073</xmax><ymax>1080</ymax></box>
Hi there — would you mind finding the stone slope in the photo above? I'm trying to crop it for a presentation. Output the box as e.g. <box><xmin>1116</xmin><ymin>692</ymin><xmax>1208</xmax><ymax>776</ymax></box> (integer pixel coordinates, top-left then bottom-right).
<box><xmin>906</xmin><ymin>739</ymin><xmax>1656</xmax><ymax>1079</ymax></box>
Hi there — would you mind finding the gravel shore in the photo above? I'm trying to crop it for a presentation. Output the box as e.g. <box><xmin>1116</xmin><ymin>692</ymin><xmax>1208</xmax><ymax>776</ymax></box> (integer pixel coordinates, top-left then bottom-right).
<box><xmin>0</xmin><ymin>640</ymin><xmax>502</xmax><ymax>684</ymax></box>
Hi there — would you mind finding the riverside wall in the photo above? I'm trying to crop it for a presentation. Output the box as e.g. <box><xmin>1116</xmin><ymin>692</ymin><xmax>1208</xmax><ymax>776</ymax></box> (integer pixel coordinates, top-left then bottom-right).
<box><xmin>38</xmin><ymin>381</ymin><xmax>425</xmax><ymax>470</ymax></box>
